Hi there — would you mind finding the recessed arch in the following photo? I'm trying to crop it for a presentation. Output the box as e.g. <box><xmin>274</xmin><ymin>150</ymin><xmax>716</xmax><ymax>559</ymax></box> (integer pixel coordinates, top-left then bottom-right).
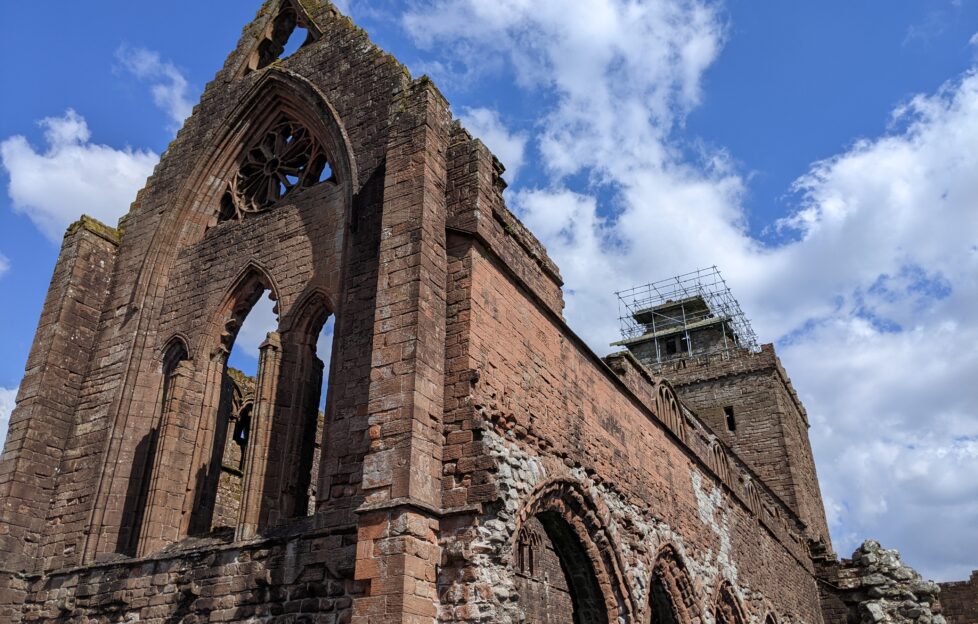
<box><xmin>279</xmin><ymin>287</ymin><xmax>334</xmax><ymax>340</ymax></box>
<box><xmin>86</xmin><ymin>52</ymin><xmax>358</xmax><ymax>563</ymax></box>
<box><xmin>512</xmin><ymin>479</ymin><xmax>636</xmax><ymax>623</ymax></box>
<box><xmin>709</xmin><ymin>440</ymin><xmax>732</xmax><ymax>487</ymax></box>
<box><xmin>647</xmin><ymin>544</ymin><xmax>699</xmax><ymax>624</ymax></box>
<box><xmin>159</xmin><ymin>334</ymin><xmax>192</xmax><ymax>366</ymax></box>
<box><xmin>655</xmin><ymin>382</ymin><xmax>686</xmax><ymax>442</ymax></box>
<box><xmin>713</xmin><ymin>581</ymin><xmax>748</xmax><ymax>624</ymax></box>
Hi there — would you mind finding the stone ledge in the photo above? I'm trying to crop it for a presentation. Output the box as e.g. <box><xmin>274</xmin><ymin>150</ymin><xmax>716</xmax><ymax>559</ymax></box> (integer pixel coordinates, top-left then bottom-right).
<box><xmin>64</xmin><ymin>215</ymin><xmax>121</xmax><ymax>246</ymax></box>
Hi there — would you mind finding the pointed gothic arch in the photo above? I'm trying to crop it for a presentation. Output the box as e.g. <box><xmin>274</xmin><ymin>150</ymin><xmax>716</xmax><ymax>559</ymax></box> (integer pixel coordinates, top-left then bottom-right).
<box><xmin>118</xmin><ymin>336</ymin><xmax>192</xmax><ymax>554</ymax></box>
<box><xmin>82</xmin><ymin>9</ymin><xmax>359</xmax><ymax>565</ymax></box>
<box><xmin>240</xmin><ymin>287</ymin><xmax>335</xmax><ymax>532</ymax></box>
<box><xmin>655</xmin><ymin>382</ymin><xmax>686</xmax><ymax>442</ymax></box>
<box><xmin>709</xmin><ymin>439</ymin><xmax>732</xmax><ymax>487</ymax></box>
<box><xmin>512</xmin><ymin>479</ymin><xmax>636</xmax><ymax>623</ymax></box>
<box><xmin>713</xmin><ymin>581</ymin><xmax>748</xmax><ymax>624</ymax></box>
<box><xmin>165</xmin><ymin>68</ymin><xmax>358</xmax><ymax>249</ymax></box>
<box><xmin>646</xmin><ymin>544</ymin><xmax>699</xmax><ymax>624</ymax></box>
<box><xmin>240</xmin><ymin>0</ymin><xmax>322</xmax><ymax>76</ymax></box>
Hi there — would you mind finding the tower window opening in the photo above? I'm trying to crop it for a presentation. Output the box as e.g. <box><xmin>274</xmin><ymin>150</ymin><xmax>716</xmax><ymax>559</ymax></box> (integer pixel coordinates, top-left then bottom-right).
<box><xmin>724</xmin><ymin>406</ymin><xmax>736</xmax><ymax>432</ymax></box>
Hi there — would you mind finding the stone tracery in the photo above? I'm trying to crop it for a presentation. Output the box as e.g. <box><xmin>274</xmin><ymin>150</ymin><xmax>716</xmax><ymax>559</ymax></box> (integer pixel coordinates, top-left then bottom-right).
<box><xmin>220</xmin><ymin>115</ymin><xmax>335</xmax><ymax>222</ymax></box>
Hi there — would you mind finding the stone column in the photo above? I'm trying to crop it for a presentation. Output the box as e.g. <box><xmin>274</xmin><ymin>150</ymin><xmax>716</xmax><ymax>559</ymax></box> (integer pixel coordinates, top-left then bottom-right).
<box><xmin>236</xmin><ymin>332</ymin><xmax>283</xmax><ymax>540</ymax></box>
<box><xmin>352</xmin><ymin>77</ymin><xmax>451</xmax><ymax>624</ymax></box>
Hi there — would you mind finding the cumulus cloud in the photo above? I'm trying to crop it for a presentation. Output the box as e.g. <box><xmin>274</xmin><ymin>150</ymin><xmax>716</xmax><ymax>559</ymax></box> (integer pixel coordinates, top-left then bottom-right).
<box><xmin>0</xmin><ymin>110</ymin><xmax>158</xmax><ymax>241</ymax></box>
<box><xmin>458</xmin><ymin>107</ymin><xmax>527</xmax><ymax>181</ymax></box>
<box><xmin>401</xmin><ymin>0</ymin><xmax>978</xmax><ymax>580</ymax></box>
<box><xmin>116</xmin><ymin>45</ymin><xmax>194</xmax><ymax>130</ymax></box>
<box><xmin>0</xmin><ymin>253</ymin><xmax>9</xmax><ymax>278</ymax></box>
<box><xmin>0</xmin><ymin>387</ymin><xmax>17</xmax><ymax>451</ymax></box>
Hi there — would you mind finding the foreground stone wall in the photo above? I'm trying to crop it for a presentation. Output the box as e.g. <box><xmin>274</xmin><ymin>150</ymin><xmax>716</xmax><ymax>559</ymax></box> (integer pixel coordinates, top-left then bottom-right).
<box><xmin>21</xmin><ymin>524</ymin><xmax>358</xmax><ymax>623</ymax></box>
<box><xmin>816</xmin><ymin>541</ymin><xmax>945</xmax><ymax>624</ymax></box>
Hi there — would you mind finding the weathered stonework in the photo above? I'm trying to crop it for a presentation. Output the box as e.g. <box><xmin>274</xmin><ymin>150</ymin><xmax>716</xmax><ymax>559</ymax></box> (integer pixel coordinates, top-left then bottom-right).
<box><xmin>0</xmin><ymin>1</ymin><xmax>968</xmax><ymax>623</ymax></box>
<box><xmin>815</xmin><ymin>541</ymin><xmax>946</xmax><ymax>624</ymax></box>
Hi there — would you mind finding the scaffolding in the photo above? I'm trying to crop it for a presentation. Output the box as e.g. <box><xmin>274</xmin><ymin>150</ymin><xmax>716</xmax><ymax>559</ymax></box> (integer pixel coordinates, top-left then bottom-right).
<box><xmin>615</xmin><ymin>266</ymin><xmax>760</xmax><ymax>367</ymax></box>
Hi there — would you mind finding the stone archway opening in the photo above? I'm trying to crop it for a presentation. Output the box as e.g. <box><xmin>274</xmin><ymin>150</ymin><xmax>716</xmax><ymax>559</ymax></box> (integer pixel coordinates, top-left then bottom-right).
<box><xmin>515</xmin><ymin>511</ymin><xmax>610</xmax><ymax>624</ymax></box>
<box><xmin>646</xmin><ymin>545</ymin><xmax>698</xmax><ymax>624</ymax></box>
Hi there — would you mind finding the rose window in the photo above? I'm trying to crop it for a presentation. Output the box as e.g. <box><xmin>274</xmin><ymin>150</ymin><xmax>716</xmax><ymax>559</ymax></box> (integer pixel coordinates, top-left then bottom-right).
<box><xmin>221</xmin><ymin>118</ymin><xmax>333</xmax><ymax>221</ymax></box>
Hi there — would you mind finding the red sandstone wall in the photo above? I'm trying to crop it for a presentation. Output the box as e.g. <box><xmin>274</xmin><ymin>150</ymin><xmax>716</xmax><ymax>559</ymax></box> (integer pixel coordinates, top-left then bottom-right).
<box><xmin>21</xmin><ymin>528</ymin><xmax>359</xmax><ymax>623</ymax></box>
<box><xmin>435</xmin><ymin>232</ymin><xmax>823</xmax><ymax>623</ymax></box>
<box><xmin>0</xmin><ymin>220</ymin><xmax>119</xmax><ymax>618</ymax></box>
<box><xmin>941</xmin><ymin>572</ymin><xmax>978</xmax><ymax>624</ymax></box>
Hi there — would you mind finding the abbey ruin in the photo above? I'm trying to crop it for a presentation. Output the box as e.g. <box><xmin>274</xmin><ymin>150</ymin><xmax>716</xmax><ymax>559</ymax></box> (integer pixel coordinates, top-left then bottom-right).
<box><xmin>1</xmin><ymin>1</ymin><xmax>975</xmax><ymax>622</ymax></box>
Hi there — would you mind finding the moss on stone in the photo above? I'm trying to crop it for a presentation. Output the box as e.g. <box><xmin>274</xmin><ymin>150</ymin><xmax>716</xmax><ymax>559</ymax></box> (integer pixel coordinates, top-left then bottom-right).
<box><xmin>65</xmin><ymin>215</ymin><xmax>122</xmax><ymax>246</ymax></box>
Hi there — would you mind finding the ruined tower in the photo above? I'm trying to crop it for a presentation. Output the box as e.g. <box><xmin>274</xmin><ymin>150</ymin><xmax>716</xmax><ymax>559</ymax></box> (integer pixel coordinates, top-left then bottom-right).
<box><xmin>615</xmin><ymin>267</ymin><xmax>832</xmax><ymax>546</ymax></box>
<box><xmin>0</xmin><ymin>2</ymin><xmax>931</xmax><ymax>623</ymax></box>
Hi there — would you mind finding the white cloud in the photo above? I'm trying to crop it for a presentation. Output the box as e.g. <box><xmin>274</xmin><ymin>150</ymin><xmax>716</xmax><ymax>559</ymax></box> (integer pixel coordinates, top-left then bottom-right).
<box><xmin>115</xmin><ymin>45</ymin><xmax>194</xmax><ymax>130</ymax></box>
<box><xmin>0</xmin><ymin>253</ymin><xmax>9</xmax><ymax>278</ymax></box>
<box><xmin>0</xmin><ymin>110</ymin><xmax>158</xmax><ymax>242</ymax></box>
<box><xmin>401</xmin><ymin>0</ymin><xmax>978</xmax><ymax>580</ymax></box>
<box><xmin>229</xmin><ymin>293</ymin><xmax>279</xmax><ymax>376</ymax></box>
<box><xmin>969</xmin><ymin>31</ymin><xmax>978</xmax><ymax>47</ymax></box>
<box><xmin>458</xmin><ymin>107</ymin><xmax>527</xmax><ymax>181</ymax></box>
<box><xmin>0</xmin><ymin>387</ymin><xmax>18</xmax><ymax>451</ymax></box>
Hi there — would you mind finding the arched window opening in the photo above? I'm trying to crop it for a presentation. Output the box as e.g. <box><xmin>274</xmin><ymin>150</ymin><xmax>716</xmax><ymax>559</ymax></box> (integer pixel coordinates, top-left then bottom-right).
<box><xmin>232</xmin><ymin>291</ymin><xmax>336</xmax><ymax>540</ymax></box>
<box><xmin>649</xmin><ymin>575</ymin><xmax>680</xmax><ymax>624</ymax></box>
<box><xmin>514</xmin><ymin>513</ymin><xmax>609</xmax><ymax>624</ymax></box>
<box><xmin>191</xmin><ymin>289</ymin><xmax>277</xmax><ymax>536</ymax></box>
<box><xmin>216</xmin><ymin>115</ymin><xmax>336</xmax><ymax>224</ymax></box>
<box><xmin>245</xmin><ymin>2</ymin><xmax>316</xmax><ymax>75</ymax></box>
<box><xmin>269</xmin><ymin>302</ymin><xmax>333</xmax><ymax>523</ymax></box>
<box><xmin>647</xmin><ymin>547</ymin><xmax>696</xmax><ymax>624</ymax></box>
<box><xmin>714</xmin><ymin>583</ymin><xmax>747</xmax><ymax>624</ymax></box>
<box><xmin>301</xmin><ymin>314</ymin><xmax>335</xmax><ymax>516</ymax></box>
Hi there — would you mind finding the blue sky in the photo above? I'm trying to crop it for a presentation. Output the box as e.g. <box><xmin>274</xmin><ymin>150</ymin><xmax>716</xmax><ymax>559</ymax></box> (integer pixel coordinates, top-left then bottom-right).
<box><xmin>2</xmin><ymin>0</ymin><xmax>977</xmax><ymax>581</ymax></box>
